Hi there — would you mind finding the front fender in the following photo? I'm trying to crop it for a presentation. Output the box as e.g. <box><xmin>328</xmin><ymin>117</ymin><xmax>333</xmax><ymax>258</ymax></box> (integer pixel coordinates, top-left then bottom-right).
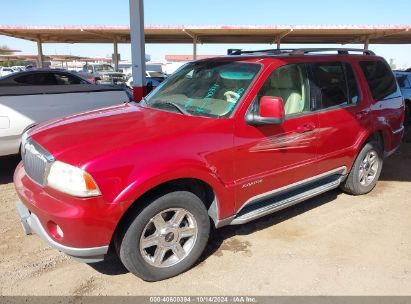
<box><xmin>111</xmin><ymin>160</ymin><xmax>235</xmax><ymax>222</ymax></box>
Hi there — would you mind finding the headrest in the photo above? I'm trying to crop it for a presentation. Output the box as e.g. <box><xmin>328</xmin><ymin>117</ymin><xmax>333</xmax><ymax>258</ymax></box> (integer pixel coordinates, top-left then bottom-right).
<box><xmin>270</xmin><ymin>68</ymin><xmax>297</xmax><ymax>89</ymax></box>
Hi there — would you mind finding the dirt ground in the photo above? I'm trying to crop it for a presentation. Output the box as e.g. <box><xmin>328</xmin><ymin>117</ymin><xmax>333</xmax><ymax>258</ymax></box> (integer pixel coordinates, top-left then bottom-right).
<box><xmin>1</xmin><ymin>130</ymin><xmax>411</xmax><ymax>296</ymax></box>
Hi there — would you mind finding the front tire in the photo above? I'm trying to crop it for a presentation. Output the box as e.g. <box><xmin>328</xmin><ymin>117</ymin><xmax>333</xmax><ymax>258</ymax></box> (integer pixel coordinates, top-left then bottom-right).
<box><xmin>115</xmin><ymin>191</ymin><xmax>210</xmax><ymax>281</ymax></box>
<box><xmin>340</xmin><ymin>141</ymin><xmax>383</xmax><ymax>195</ymax></box>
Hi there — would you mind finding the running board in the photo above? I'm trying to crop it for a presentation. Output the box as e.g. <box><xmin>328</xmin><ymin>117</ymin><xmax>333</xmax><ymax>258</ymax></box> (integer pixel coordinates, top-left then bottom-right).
<box><xmin>230</xmin><ymin>171</ymin><xmax>345</xmax><ymax>225</ymax></box>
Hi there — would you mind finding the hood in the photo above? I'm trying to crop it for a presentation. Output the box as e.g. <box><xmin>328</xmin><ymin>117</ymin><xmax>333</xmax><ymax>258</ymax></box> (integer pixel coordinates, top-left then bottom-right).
<box><xmin>29</xmin><ymin>103</ymin><xmax>225</xmax><ymax>167</ymax></box>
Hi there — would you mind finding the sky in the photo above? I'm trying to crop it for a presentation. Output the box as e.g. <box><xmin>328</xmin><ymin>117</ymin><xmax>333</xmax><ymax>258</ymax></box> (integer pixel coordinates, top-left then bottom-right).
<box><xmin>1</xmin><ymin>0</ymin><xmax>411</xmax><ymax>68</ymax></box>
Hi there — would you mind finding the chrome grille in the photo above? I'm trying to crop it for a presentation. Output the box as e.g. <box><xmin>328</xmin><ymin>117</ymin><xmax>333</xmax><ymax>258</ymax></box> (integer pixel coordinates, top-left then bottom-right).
<box><xmin>22</xmin><ymin>139</ymin><xmax>53</xmax><ymax>186</ymax></box>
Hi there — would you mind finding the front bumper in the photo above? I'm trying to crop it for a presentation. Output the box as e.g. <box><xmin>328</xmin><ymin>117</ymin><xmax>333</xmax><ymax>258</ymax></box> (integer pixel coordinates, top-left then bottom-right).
<box><xmin>14</xmin><ymin>163</ymin><xmax>118</xmax><ymax>263</ymax></box>
<box><xmin>16</xmin><ymin>200</ymin><xmax>108</xmax><ymax>263</ymax></box>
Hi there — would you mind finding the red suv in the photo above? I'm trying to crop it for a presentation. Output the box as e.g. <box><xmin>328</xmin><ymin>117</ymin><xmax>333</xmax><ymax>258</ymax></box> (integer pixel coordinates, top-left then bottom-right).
<box><xmin>14</xmin><ymin>48</ymin><xmax>405</xmax><ymax>281</ymax></box>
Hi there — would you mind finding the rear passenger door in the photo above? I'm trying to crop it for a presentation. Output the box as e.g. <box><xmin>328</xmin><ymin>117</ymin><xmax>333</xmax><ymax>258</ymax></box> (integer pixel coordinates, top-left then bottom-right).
<box><xmin>309</xmin><ymin>61</ymin><xmax>371</xmax><ymax>173</ymax></box>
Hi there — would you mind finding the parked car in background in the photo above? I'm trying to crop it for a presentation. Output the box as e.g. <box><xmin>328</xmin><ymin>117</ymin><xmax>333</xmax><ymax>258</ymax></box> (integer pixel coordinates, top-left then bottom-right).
<box><xmin>146</xmin><ymin>63</ymin><xmax>165</xmax><ymax>74</ymax></box>
<box><xmin>80</xmin><ymin>63</ymin><xmax>127</xmax><ymax>86</ymax></box>
<box><xmin>394</xmin><ymin>71</ymin><xmax>411</xmax><ymax>124</ymax></box>
<box><xmin>11</xmin><ymin>66</ymin><xmax>25</xmax><ymax>73</ymax></box>
<box><xmin>118</xmin><ymin>63</ymin><xmax>133</xmax><ymax>77</ymax></box>
<box><xmin>15</xmin><ymin>48</ymin><xmax>405</xmax><ymax>281</ymax></box>
<box><xmin>126</xmin><ymin>71</ymin><xmax>167</xmax><ymax>93</ymax></box>
<box><xmin>0</xmin><ymin>67</ymin><xmax>14</xmax><ymax>77</ymax></box>
<box><xmin>146</xmin><ymin>70</ymin><xmax>167</xmax><ymax>81</ymax></box>
<box><xmin>0</xmin><ymin>69</ymin><xmax>90</xmax><ymax>86</ymax></box>
<box><xmin>163</xmin><ymin>61</ymin><xmax>185</xmax><ymax>75</ymax></box>
<box><xmin>0</xmin><ymin>75</ymin><xmax>131</xmax><ymax>156</ymax></box>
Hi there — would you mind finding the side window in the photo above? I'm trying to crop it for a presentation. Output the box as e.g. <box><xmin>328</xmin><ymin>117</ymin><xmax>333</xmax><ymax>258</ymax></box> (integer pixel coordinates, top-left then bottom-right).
<box><xmin>310</xmin><ymin>62</ymin><xmax>350</xmax><ymax>109</ymax></box>
<box><xmin>54</xmin><ymin>73</ymin><xmax>82</xmax><ymax>85</ymax></box>
<box><xmin>14</xmin><ymin>73</ymin><xmax>57</xmax><ymax>85</ymax></box>
<box><xmin>257</xmin><ymin>64</ymin><xmax>310</xmax><ymax>116</ymax></box>
<box><xmin>360</xmin><ymin>60</ymin><xmax>401</xmax><ymax>101</ymax></box>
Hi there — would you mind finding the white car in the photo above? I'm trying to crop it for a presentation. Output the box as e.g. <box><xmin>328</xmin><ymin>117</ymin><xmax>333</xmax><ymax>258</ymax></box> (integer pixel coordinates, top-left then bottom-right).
<box><xmin>11</xmin><ymin>66</ymin><xmax>25</xmax><ymax>72</ymax></box>
<box><xmin>126</xmin><ymin>71</ymin><xmax>167</xmax><ymax>89</ymax></box>
<box><xmin>0</xmin><ymin>67</ymin><xmax>14</xmax><ymax>77</ymax></box>
<box><xmin>0</xmin><ymin>70</ymin><xmax>131</xmax><ymax>156</ymax></box>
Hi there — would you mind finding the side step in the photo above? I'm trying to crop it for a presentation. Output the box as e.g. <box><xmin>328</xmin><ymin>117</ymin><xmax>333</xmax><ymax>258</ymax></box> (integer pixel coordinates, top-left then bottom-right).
<box><xmin>230</xmin><ymin>172</ymin><xmax>345</xmax><ymax>225</ymax></box>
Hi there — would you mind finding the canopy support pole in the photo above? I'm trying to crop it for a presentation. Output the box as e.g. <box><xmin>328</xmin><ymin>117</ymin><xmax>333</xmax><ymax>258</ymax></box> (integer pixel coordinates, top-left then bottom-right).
<box><xmin>36</xmin><ymin>38</ymin><xmax>44</xmax><ymax>68</ymax></box>
<box><xmin>113</xmin><ymin>37</ymin><xmax>119</xmax><ymax>71</ymax></box>
<box><xmin>364</xmin><ymin>37</ymin><xmax>370</xmax><ymax>50</ymax></box>
<box><xmin>193</xmin><ymin>37</ymin><xmax>197</xmax><ymax>60</ymax></box>
<box><xmin>129</xmin><ymin>0</ymin><xmax>146</xmax><ymax>101</ymax></box>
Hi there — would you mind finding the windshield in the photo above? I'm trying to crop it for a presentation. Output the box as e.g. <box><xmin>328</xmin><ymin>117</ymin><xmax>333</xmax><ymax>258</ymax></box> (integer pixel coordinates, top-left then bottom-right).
<box><xmin>94</xmin><ymin>64</ymin><xmax>114</xmax><ymax>72</ymax></box>
<box><xmin>144</xmin><ymin>61</ymin><xmax>261</xmax><ymax>118</ymax></box>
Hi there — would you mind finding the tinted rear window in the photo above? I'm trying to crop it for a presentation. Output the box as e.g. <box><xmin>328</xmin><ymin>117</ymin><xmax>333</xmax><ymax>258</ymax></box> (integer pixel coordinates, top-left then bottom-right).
<box><xmin>14</xmin><ymin>73</ymin><xmax>57</xmax><ymax>85</ymax></box>
<box><xmin>310</xmin><ymin>62</ymin><xmax>359</xmax><ymax>109</ymax></box>
<box><xmin>360</xmin><ymin>61</ymin><xmax>401</xmax><ymax>101</ymax></box>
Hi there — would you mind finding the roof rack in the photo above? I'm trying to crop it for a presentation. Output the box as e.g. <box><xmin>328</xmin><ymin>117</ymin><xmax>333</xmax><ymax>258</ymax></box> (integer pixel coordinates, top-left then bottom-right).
<box><xmin>227</xmin><ymin>48</ymin><xmax>375</xmax><ymax>56</ymax></box>
<box><xmin>289</xmin><ymin>48</ymin><xmax>375</xmax><ymax>56</ymax></box>
<box><xmin>227</xmin><ymin>48</ymin><xmax>295</xmax><ymax>55</ymax></box>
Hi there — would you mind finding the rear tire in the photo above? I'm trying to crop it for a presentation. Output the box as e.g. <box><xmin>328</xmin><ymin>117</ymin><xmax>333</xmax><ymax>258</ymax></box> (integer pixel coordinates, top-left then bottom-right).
<box><xmin>340</xmin><ymin>141</ymin><xmax>383</xmax><ymax>195</ymax></box>
<box><xmin>115</xmin><ymin>191</ymin><xmax>210</xmax><ymax>281</ymax></box>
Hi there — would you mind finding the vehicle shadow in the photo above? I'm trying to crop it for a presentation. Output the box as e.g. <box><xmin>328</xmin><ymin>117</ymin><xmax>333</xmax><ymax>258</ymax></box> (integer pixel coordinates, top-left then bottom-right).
<box><xmin>89</xmin><ymin>189</ymin><xmax>341</xmax><ymax>276</ymax></box>
<box><xmin>0</xmin><ymin>155</ymin><xmax>21</xmax><ymax>185</ymax></box>
<box><xmin>379</xmin><ymin>127</ymin><xmax>411</xmax><ymax>182</ymax></box>
<box><xmin>198</xmin><ymin>189</ymin><xmax>340</xmax><ymax>265</ymax></box>
<box><xmin>88</xmin><ymin>250</ymin><xmax>129</xmax><ymax>276</ymax></box>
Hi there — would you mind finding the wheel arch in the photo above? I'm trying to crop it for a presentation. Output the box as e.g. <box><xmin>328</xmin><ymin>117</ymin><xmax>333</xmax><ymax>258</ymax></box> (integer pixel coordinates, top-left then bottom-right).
<box><xmin>111</xmin><ymin>175</ymin><xmax>227</xmax><ymax>248</ymax></box>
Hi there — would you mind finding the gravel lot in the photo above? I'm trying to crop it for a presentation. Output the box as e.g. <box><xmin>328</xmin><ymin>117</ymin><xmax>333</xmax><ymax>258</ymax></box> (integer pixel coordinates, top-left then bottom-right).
<box><xmin>1</xmin><ymin>130</ymin><xmax>411</xmax><ymax>296</ymax></box>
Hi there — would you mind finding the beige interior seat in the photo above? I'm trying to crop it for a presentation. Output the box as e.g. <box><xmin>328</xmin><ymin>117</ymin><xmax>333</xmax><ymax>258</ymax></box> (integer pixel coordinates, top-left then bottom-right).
<box><xmin>264</xmin><ymin>69</ymin><xmax>304</xmax><ymax>115</ymax></box>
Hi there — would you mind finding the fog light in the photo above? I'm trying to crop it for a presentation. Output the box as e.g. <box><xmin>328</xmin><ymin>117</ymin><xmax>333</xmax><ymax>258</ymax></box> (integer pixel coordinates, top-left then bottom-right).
<box><xmin>47</xmin><ymin>221</ymin><xmax>64</xmax><ymax>239</ymax></box>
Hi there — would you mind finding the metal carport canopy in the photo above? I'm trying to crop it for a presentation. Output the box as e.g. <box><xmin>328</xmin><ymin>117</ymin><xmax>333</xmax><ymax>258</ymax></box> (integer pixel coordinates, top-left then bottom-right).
<box><xmin>0</xmin><ymin>25</ymin><xmax>411</xmax><ymax>44</ymax></box>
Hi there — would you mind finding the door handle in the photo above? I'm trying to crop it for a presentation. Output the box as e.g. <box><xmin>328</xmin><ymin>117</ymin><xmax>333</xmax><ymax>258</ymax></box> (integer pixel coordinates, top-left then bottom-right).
<box><xmin>297</xmin><ymin>123</ymin><xmax>316</xmax><ymax>133</ymax></box>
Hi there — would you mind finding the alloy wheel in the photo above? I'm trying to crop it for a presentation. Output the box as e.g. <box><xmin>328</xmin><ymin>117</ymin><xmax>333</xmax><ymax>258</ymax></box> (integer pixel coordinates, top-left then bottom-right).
<box><xmin>139</xmin><ymin>208</ymin><xmax>198</xmax><ymax>268</ymax></box>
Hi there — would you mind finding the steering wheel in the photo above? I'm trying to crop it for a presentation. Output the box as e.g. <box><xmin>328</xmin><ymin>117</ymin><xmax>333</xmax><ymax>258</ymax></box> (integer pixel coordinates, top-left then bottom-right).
<box><xmin>224</xmin><ymin>91</ymin><xmax>240</xmax><ymax>103</ymax></box>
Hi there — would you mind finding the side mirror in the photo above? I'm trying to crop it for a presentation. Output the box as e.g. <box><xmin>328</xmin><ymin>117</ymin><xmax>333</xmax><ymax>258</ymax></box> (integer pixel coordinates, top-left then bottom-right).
<box><xmin>246</xmin><ymin>96</ymin><xmax>285</xmax><ymax>125</ymax></box>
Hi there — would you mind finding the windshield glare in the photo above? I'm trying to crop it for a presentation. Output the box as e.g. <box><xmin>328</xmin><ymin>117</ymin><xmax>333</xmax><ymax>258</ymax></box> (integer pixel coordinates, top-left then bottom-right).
<box><xmin>145</xmin><ymin>61</ymin><xmax>261</xmax><ymax>118</ymax></box>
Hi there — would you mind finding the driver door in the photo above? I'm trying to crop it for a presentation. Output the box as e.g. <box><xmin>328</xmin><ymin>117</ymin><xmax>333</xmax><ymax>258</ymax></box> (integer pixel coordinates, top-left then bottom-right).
<box><xmin>233</xmin><ymin>63</ymin><xmax>320</xmax><ymax>211</ymax></box>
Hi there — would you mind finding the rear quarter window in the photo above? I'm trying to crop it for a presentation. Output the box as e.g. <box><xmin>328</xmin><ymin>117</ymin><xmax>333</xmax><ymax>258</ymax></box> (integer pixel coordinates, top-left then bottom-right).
<box><xmin>360</xmin><ymin>60</ymin><xmax>401</xmax><ymax>101</ymax></box>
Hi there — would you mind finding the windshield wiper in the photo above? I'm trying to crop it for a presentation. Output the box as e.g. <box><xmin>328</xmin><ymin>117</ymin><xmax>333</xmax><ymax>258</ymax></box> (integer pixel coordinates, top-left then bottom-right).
<box><xmin>156</xmin><ymin>101</ymin><xmax>192</xmax><ymax>116</ymax></box>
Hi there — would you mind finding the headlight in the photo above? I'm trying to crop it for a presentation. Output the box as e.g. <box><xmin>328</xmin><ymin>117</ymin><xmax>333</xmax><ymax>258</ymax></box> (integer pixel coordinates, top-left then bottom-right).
<box><xmin>46</xmin><ymin>161</ymin><xmax>101</xmax><ymax>197</ymax></box>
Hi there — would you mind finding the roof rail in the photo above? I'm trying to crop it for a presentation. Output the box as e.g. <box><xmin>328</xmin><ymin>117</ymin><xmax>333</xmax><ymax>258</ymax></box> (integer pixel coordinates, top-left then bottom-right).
<box><xmin>227</xmin><ymin>48</ymin><xmax>295</xmax><ymax>55</ymax></box>
<box><xmin>289</xmin><ymin>48</ymin><xmax>375</xmax><ymax>56</ymax></box>
<box><xmin>227</xmin><ymin>48</ymin><xmax>375</xmax><ymax>56</ymax></box>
